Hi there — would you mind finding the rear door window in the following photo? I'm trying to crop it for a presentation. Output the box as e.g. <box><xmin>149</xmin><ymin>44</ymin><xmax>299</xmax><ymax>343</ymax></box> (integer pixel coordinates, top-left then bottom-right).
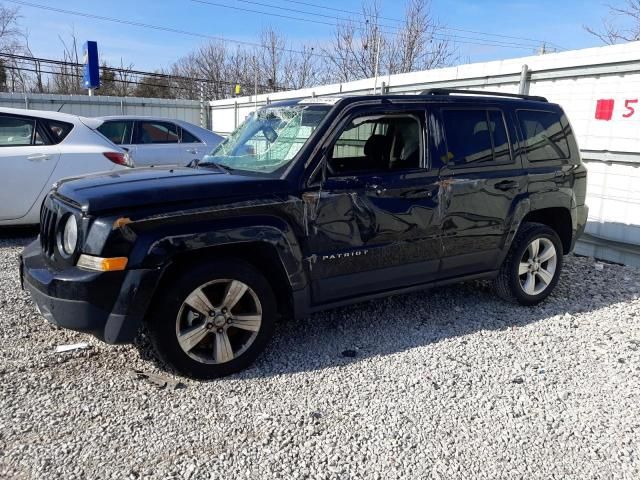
<box><xmin>98</xmin><ymin>121</ymin><xmax>133</xmax><ymax>145</ymax></box>
<box><xmin>441</xmin><ymin>109</ymin><xmax>512</xmax><ymax>166</ymax></box>
<box><xmin>136</xmin><ymin>121</ymin><xmax>180</xmax><ymax>144</ymax></box>
<box><xmin>181</xmin><ymin>128</ymin><xmax>201</xmax><ymax>144</ymax></box>
<box><xmin>516</xmin><ymin>110</ymin><xmax>570</xmax><ymax>161</ymax></box>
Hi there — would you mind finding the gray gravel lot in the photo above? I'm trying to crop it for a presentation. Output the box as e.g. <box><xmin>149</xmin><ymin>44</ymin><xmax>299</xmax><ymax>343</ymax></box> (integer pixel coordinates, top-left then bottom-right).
<box><xmin>0</xmin><ymin>233</ymin><xmax>639</xmax><ymax>480</ymax></box>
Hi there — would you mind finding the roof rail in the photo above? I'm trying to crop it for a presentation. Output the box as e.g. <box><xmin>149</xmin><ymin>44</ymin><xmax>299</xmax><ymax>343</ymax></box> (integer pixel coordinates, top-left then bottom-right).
<box><xmin>420</xmin><ymin>88</ymin><xmax>548</xmax><ymax>103</ymax></box>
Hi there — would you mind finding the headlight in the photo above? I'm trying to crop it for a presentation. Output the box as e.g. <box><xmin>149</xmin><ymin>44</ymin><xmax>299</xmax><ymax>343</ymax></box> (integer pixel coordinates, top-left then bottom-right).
<box><xmin>62</xmin><ymin>215</ymin><xmax>78</xmax><ymax>255</ymax></box>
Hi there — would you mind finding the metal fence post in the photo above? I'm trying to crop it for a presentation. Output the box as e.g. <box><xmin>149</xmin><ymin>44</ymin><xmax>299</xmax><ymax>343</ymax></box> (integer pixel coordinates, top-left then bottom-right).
<box><xmin>199</xmin><ymin>82</ymin><xmax>205</xmax><ymax>128</ymax></box>
<box><xmin>519</xmin><ymin>64</ymin><xmax>530</xmax><ymax>95</ymax></box>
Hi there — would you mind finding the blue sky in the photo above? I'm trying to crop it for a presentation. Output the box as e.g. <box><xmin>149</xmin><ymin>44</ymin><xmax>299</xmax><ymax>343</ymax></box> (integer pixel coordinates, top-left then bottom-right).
<box><xmin>12</xmin><ymin>0</ymin><xmax>613</xmax><ymax>71</ymax></box>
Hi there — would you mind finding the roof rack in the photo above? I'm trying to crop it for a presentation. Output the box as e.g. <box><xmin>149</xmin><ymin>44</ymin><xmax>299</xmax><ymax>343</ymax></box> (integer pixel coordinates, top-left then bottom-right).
<box><xmin>420</xmin><ymin>88</ymin><xmax>548</xmax><ymax>103</ymax></box>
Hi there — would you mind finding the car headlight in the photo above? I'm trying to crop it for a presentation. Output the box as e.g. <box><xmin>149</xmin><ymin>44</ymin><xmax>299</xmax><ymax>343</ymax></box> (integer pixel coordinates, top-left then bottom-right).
<box><xmin>62</xmin><ymin>215</ymin><xmax>78</xmax><ymax>255</ymax></box>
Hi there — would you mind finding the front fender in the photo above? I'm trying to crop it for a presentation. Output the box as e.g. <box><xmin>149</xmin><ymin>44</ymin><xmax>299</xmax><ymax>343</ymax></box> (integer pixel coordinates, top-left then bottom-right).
<box><xmin>127</xmin><ymin>214</ymin><xmax>307</xmax><ymax>291</ymax></box>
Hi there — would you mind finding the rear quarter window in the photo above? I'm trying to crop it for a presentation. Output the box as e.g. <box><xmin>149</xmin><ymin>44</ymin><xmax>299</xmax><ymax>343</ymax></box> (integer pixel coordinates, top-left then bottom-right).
<box><xmin>44</xmin><ymin>120</ymin><xmax>73</xmax><ymax>144</ymax></box>
<box><xmin>97</xmin><ymin>121</ymin><xmax>133</xmax><ymax>145</ymax></box>
<box><xmin>517</xmin><ymin>109</ymin><xmax>570</xmax><ymax>161</ymax></box>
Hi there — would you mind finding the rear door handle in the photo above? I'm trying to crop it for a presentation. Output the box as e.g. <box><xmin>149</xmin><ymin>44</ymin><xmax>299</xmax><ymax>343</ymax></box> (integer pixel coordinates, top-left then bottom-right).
<box><xmin>27</xmin><ymin>153</ymin><xmax>52</xmax><ymax>161</ymax></box>
<box><xmin>495</xmin><ymin>180</ymin><xmax>518</xmax><ymax>191</ymax></box>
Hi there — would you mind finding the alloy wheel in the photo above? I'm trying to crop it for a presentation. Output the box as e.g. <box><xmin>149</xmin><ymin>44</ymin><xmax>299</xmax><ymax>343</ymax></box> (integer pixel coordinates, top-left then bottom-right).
<box><xmin>175</xmin><ymin>279</ymin><xmax>262</xmax><ymax>364</ymax></box>
<box><xmin>518</xmin><ymin>237</ymin><xmax>558</xmax><ymax>296</ymax></box>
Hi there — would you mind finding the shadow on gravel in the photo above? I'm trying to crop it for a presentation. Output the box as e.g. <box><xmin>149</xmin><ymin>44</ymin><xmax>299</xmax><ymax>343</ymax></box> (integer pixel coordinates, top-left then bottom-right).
<box><xmin>134</xmin><ymin>256</ymin><xmax>639</xmax><ymax>380</ymax></box>
<box><xmin>0</xmin><ymin>227</ymin><xmax>38</xmax><ymax>247</ymax></box>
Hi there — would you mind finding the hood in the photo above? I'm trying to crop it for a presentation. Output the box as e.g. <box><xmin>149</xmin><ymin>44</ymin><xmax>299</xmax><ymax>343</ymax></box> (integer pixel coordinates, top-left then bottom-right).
<box><xmin>55</xmin><ymin>166</ymin><xmax>289</xmax><ymax>214</ymax></box>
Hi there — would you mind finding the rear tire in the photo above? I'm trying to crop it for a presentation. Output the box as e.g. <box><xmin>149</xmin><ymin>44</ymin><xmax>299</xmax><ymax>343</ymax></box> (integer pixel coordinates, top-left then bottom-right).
<box><xmin>148</xmin><ymin>259</ymin><xmax>276</xmax><ymax>379</ymax></box>
<box><xmin>494</xmin><ymin>222</ymin><xmax>563</xmax><ymax>306</ymax></box>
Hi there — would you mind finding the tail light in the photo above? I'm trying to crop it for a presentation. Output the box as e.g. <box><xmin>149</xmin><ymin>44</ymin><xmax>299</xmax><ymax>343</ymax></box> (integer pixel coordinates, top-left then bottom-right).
<box><xmin>103</xmin><ymin>151</ymin><xmax>133</xmax><ymax>167</ymax></box>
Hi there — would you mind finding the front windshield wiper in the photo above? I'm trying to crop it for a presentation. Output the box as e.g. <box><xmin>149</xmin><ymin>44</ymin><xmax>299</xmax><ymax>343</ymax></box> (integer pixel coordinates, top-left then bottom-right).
<box><xmin>197</xmin><ymin>161</ymin><xmax>234</xmax><ymax>174</ymax></box>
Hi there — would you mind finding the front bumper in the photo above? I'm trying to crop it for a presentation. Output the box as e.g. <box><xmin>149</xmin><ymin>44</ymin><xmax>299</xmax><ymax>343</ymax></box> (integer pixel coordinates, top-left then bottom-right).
<box><xmin>20</xmin><ymin>240</ymin><xmax>161</xmax><ymax>344</ymax></box>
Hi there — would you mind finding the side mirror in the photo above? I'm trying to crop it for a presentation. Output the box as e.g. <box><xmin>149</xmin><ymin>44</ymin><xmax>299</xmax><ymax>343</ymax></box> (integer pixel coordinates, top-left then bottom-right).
<box><xmin>262</xmin><ymin>126</ymin><xmax>278</xmax><ymax>143</ymax></box>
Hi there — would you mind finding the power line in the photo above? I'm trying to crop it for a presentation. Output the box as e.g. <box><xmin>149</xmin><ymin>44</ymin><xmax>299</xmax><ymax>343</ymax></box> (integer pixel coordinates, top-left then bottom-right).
<box><xmin>188</xmin><ymin>0</ymin><xmax>546</xmax><ymax>50</ymax></box>
<box><xmin>5</xmin><ymin>0</ymin><xmax>336</xmax><ymax>60</ymax></box>
<box><xmin>8</xmin><ymin>0</ymin><xmax>546</xmax><ymax>60</ymax></box>
<box><xmin>0</xmin><ymin>52</ymin><xmax>284</xmax><ymax>90</ymax></box>
<box><xmin>265</xmin><ymin>0</ymin><xmax>565</xmax><ymax>49</ymax></box>
<box><xmin>0</xmin><ymin>53</ymin><xmax>286</xmax><ymax>95</ymax></box>
<box><xmin>2</xmin><ymin>64</ymin><xmax>193</xmax><ymax>92</ymax></box>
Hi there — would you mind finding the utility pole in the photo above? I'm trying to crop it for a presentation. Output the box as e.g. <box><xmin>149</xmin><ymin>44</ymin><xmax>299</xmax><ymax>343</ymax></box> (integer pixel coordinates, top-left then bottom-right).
<box><xmin>199</xmin><ymin>81</ymin><xmax>205</xmax><ymax>128</ymax></box>
<box><xmin>254</xmin><ymin>56</ymin><xmax>258</xmax><ymax>113</ymax></box>
<box><xmin>373</xmin><ymin>33</ymin><xmax>382</xmax><ymax>94</ymax></box>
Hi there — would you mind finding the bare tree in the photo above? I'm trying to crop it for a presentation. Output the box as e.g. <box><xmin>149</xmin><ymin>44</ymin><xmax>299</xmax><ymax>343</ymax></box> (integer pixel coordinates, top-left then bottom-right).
<box><xmin>99</xmin><ymin>59</ymin><xmax>136</xmax><ymax>97</ymax></box>
<box><xmin>51</xmin><ymin>32</ymin><xmax>83</xmax><ymax>94</ymax></box>
<box><xmin>392</xmin><ymin>0</ymin><xmax>454</xmax><ymax>72</ymax></box>
<box><xmin>324</xmin><ymin>0</ymin><xmax>456</xmax><ymax>83</ymax></box>
<box><xmin>585</xmin><ymin>1</ymin><xmax>640</xmax><ymax>44</ymax></box>
<box><xmin>325</xmin><ymin>1</ymin><xmax>386</xmax><ymax>82</ymax></box>
<box><xmin>133</xmin><ymin>72</ymin><xmax>172</xmax><ymax>99</ymax></box>
<box><xmin>257</xmin><ymin>27</ymin><xmax>284</xmax><ymax>92</ymax></box>
<box><xmin>0</xmin><ymin>5</ymin><xmax>34</xmax><ymax>93</ymax></box>
<box><xmin>283</xmin><ymin>44</ymin><xmax>325</xmax><ymax>90</ymax></box>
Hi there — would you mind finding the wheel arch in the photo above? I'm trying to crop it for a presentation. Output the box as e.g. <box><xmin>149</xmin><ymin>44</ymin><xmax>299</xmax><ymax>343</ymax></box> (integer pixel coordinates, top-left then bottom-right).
<box><xmin>520</xmin><ymin>207</ymin><xmax>572</xmax><ymax>254</ymax></box>
<box><xmin>147</xmin><ymin>240</ymin><xmax>297</xmax><ymax>322</ymax></box>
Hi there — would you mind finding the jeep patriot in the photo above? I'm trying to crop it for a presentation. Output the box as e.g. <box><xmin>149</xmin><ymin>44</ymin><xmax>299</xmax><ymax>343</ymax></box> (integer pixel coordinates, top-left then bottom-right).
<box><xmin>21</xmin><ymin>89</ymin><xmax>588</xmax><ymax>378</ymax></box>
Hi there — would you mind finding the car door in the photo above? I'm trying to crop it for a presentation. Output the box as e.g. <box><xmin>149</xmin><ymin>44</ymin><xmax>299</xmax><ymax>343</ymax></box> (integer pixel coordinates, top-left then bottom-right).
<box><xmin>0</xmin><ymin>115</ymin><xmax>61</xmax><ymax>221</ymax></box>
<box><xmin>132</xmin><ymin>120</ymin><xmax>182</xmax><ymax>166</ymax></box>
<box><xmin>180</xmin><ymin>126</ymin><xmax>205</xmax><ymax>165</ymax></box>
<box><xmin>304</xmin><ymin>104</ymin><xmax>444</xmax><ymax>304</ymax></box>
<box><xmin>435</xmin><ymin>105</ymin><xmax>525</xmax><ymax>277</ymax></box>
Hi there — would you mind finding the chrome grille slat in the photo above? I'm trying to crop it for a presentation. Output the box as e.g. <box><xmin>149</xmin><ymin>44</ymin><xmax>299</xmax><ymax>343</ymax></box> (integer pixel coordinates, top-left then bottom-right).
<box><xmin>48</xmin><ymin>211</ymin><xmax>57</xmax><ymax>255</ymax></box>
<box><xmin>40</xmin><ymin>207</ymin><xmax>50</xmax><ymax>253</ymax></box>
<box><xmin>39</xmin><ymin>202</ymin><xmax>58</xmax><ymax>257</ymax></box>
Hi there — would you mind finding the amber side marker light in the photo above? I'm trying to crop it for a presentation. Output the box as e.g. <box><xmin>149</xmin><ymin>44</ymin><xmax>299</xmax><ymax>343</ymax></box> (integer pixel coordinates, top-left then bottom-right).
<box><xmin>77</xmin><ymin>255</ymin><xmax>128</xmax><ymax>272</ymax></box>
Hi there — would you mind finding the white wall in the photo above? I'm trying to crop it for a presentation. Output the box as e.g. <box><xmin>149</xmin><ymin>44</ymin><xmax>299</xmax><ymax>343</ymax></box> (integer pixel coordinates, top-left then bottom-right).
<box><xmin>209</xmin><ymin>42</ymin><xmax>640</xmax><ymax>266</ymax></box>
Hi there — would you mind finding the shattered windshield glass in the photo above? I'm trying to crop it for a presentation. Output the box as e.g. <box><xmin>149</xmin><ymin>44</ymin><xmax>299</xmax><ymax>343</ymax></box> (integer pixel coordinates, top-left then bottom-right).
<box><xmin>200</xmin><ymin>105</ymin><xmax>330</xmax><ymax>174</ymax></box>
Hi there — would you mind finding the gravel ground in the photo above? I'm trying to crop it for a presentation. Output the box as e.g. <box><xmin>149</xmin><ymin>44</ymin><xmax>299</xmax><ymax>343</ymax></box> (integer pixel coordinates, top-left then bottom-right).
<box><xmin>0</xmin><ymin>233</ymin><xmax>639</xmax><ymax>480</ymax></box>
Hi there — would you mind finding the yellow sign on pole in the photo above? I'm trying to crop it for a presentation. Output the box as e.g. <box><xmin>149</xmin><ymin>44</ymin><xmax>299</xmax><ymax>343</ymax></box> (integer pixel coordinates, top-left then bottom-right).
<box><xmin>234</xmin><ymin>84</ymin><xmax>241</xmax><ymax>96</ymax></box>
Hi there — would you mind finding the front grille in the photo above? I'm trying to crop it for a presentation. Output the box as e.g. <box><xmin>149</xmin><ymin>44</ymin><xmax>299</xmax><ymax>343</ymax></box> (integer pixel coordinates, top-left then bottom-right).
<box><xmin>39</xmin><ymin>202</ymin><xmax>58</xmax><ymax>257</ymax></box>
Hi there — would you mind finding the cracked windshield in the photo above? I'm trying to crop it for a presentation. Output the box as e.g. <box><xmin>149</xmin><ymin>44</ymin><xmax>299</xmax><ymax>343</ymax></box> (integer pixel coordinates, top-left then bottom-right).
<box><xmin>202</xmin><ymin>105</ymin><xmax>330</xmax><ymax>174</ymax></box>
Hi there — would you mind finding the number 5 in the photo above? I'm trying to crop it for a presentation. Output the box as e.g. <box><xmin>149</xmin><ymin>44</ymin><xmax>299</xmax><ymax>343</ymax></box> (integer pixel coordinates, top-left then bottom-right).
<box><xmin>623</xmin><ymin>99</ymin><xmax>638</xmax><ymax>118</ymax></box>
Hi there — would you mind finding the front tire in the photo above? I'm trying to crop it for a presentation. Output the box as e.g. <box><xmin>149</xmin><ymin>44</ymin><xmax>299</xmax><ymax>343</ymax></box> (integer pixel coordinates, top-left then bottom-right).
<box><xmin>148</xmin><ymin>259</ymin><xmax>276</xmax><ymax>379</ymax></box>
<box><xmin>494</xmin><ymin>222</ymin><xmax>563</xmax><ymax>306</ymax></box>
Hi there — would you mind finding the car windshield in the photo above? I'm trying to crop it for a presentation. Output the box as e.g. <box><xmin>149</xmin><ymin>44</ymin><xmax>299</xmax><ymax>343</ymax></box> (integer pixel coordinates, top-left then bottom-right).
<box><xmin>199</xmin><ymin>104</ymin><xmax>330</xmax><ymax>174</ymax></box>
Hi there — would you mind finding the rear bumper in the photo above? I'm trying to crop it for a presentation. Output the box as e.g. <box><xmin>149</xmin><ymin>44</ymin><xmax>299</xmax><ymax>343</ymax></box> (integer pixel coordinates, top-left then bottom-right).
<box><xmin>21</xmin><ymin>240</ymin><xmax>161</xmax><ymax>344</ymax></box>
<box><xmin>572</xmin><ymin>204</ymin><xmax>589</xmax><ymax>251</ymax></box>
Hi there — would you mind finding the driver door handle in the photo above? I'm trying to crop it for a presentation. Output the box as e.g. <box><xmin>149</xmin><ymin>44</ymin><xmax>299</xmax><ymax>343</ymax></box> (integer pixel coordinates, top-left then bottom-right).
<box><xmin>186</xmin><ymin>148</ymin><xmax>197</xmax><ymax>154</ymax></box>
<box><xmin>27</xmin><ymin>153</ymin><xmax>52</xmax><ymax>161</ymax></box>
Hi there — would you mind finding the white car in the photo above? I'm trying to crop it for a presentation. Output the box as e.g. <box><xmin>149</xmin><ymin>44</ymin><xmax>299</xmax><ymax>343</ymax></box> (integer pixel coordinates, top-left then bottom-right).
<box><xmin>0</xmin><ymin>107</ymin><xmax>131</xmax><ymax>226</ymax></box>
<box><xmin>94</xmin><ymin>116</ymin><xmax>223</xmax><ymax>166</ymax></box>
